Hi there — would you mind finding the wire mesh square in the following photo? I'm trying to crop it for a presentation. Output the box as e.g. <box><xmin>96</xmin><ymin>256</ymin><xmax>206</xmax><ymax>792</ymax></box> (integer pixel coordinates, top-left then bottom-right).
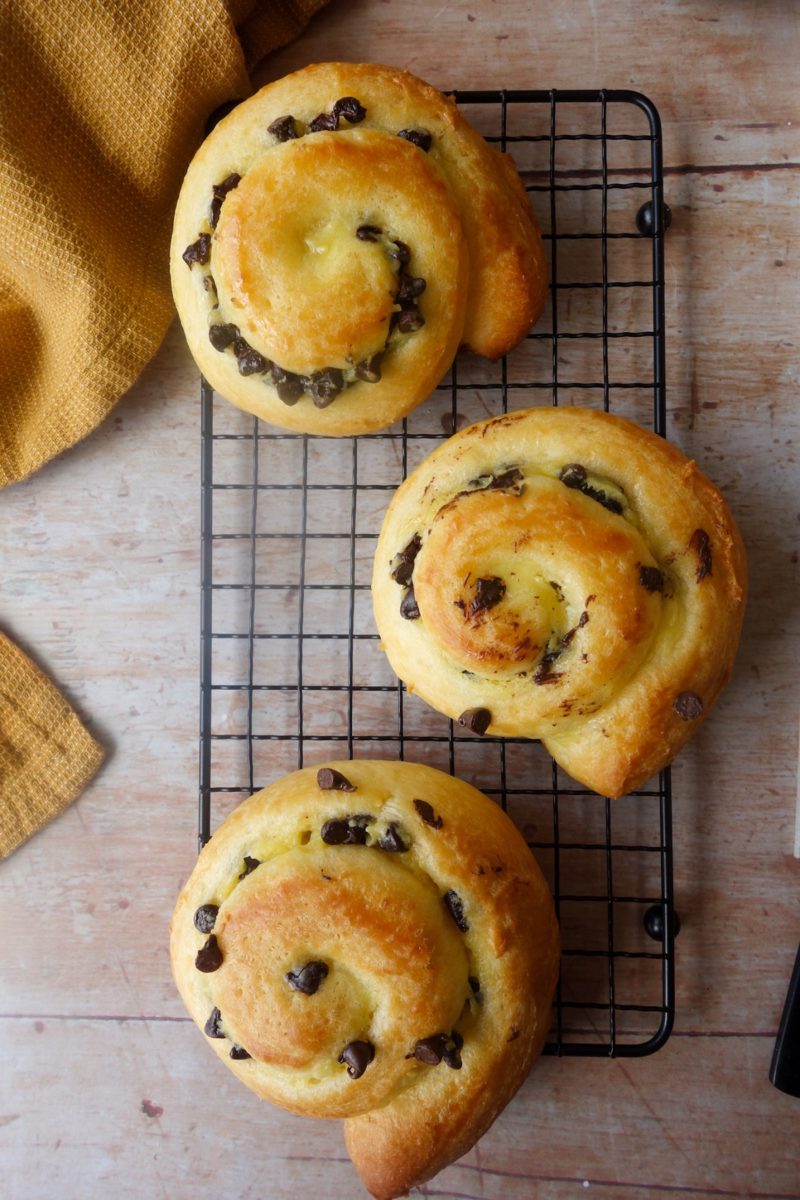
<box><xmin>198</xmin><ymin>89</ymin><xmax>676</xmax><ymax>1057</ymax></box>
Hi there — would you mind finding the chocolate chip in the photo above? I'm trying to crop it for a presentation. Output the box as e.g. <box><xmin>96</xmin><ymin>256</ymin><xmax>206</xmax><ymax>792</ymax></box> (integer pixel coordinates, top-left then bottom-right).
<box><xmin>193</xmin><ymin>904</ymin><xmax>219</xmax><ymax>933</ymax></box>
<box><xmin>467</xmin><ymin>576</ymin><xmax>506</xmax><ymax>618</ymax></box>
<box><xmin>209</xmin><ymin>173</ymin><xmax>241</xmax><ymax>227</ymax></box>
<box><xmin>391</xmin><ymin>240</ymin><xmax>411</xmax><ymax>265</ymax></box>
<box><xmin>333</xmin><ymin>96</ymin><xmax>366</xmax><ymax>124</ymax></box>
<box><xmin>268</xmin><ymin>114</ymin><xmax>298</xmax><ymax>141</ymax></box>
<box><xmin>355</xmin><ymin>353</ymin><xmax>382</xmax><ymax>383</ymax></box>
<box><xmin>270</xmin><ymin>364</ymin><xmax>303</xmax><ymax>403</ymax></box>
<box><xmin>308</xmin><ymin>111</ymin><xmax>338</xmax><ymax>132</ymax></box>
<box><xmin>182</xmin><ymin>233</ymin><xmax>211</xmax><ymax>268</ymax></box>
<box><xmin>239</xmin><ymin>855</ymin><xmax>261</xmax><ymax>878</ymax></box>
<box><xmin>411</xmin><ymin>1031</ymin><xmax>461</xmax><ymax>1067</ymax></box>
<box><xmin>468</xmin><ymin>466</ymin><xmax>525</xmax><ymax>495</ymax></box>
<box><xmin>443</xmin><ymin>1045</ymin><xmax>462</xmax><ymax>1070</ymax></box>
<box><xmin>208</xmin><ymin>323</ymin><xmax>238</xmax><ymax>352</ymax></box>
<box><xmin>673</xmin><ymin>691</ymin><xmax>704</xmax><ymax>720</ymax></box>
<box><xmin>534</xmin><ymin>665</ymin><xmax>563</xmax><ymax>685</ymax></box>
<box><xmin>507</xmin><ymin>1026</ymin><xmax>521</xmax><ymax>1043</ymax></box>
<box><xmin>490</xmin><ymin>467</ymin><xmax>525</xmax><ymax>493</ymax></box>
<box><xmin>309</xmin><ymin>368</ymin><xmax>343</xmax><ymax>408</ymax></box>
<box><xmin>195</xmin><ymin>934</ymin><xmax>223</xmax><ymax>973</ymax></box>
<box><xmin>561</xmin><ymin>610</ymin><xmax>589</xmax><ymax>648</ymax></box>
<box><xmin>457</xmin><ymin>707</ymin><xmax>491</xmax><ymax>736</ymax></box>
<box><xmin>378</xmin><ymin>823</ymin><xmax>408</xmax><ymax>852</ymax></box>
<box><xmin>204</xmin><ymin>1007</ymin><xmax>225</xmax><ymax>1038</ymax></box>
<box><xmin>229</xmin><ymin>1044</ymin><xmax>251</xmax><ymax>1060</ymax></box>
<box><xmin>276</xmin><ymin>378</ymin><xmax>304</xmax><ymax>405</ymax></box>
<box><xmin>398</xmin><ymin>128</ymin><xmax>432</xmax><ymax>152</ymax></box>
<box><xmin>338</xmin><ymin>1040</ymin><xmax>374</xmax><ymax>1078</ymax></box>
<box><xmin>690</xmin><ymin>529</ymin><xmax>712</xmax><ymax>581</ymax></box>
<box><xmin>205</xmin><ymin>99</ymin><xmax>243</xmax><ymax>135</ymax></box>
<box><xmin>444</xmin><ymin>890</ymin><xmax>469</xmax><ymax>932</ymax></box>
<box><xmin>321</xmin><ymin>815</ymin><xmax>372</xmax><ymax>845</ymax></box>
<box><xmin>213</xmin><ymin>172</ymin><xmax>242</xmax><ymax>198</ymax></box>
<box><xmin>286</xmin><ymin>961</ymin><xmax>329</xmax><ymax>995</ymax></box>
<box><xmin>558</xmin><ymin>463</ymin><xmax>623</xmax><ymax>514</ymax></box>
<box><xmin>639</xmin><ymin>565</ymin><xmax>665</xmax><ymax>593</ymax></box>
<box><xmin>397</xmin><ymin>307</ymin><xmax>425</xmax><ymax>333</ymax></box>
<box><xmin>468</xmin><ymin>976</ymin><xmax>481</xmax><ymax>995</ymax></box>
<box><xmin>590</xmin><ymin>487</ymin><xmax>623</xmax><ymax>514</ymax></box>
<box><xmin>237</xmin><ymin>349</ymin><xmax>270</xmax><ymax>376</ymax></box>
<box><xmin>203</xmin><ymin>274</ymin><xmax>218</xmax><ymax>295</ymax></box>
<box><xmin>397</xmin><ymin>274</ymin><xmax>427</xmax><ymax>303</ymax></box>
<box><xmin>559</xmin><ymin>462</ymin><xmax>587</xmax><ymax>488</ymax></box>
<box><xmin>390</xmin><ymin>533</ymin><xmax>422</xmax><ymax>585</ymax></box>
<box><xmin>320</xmin><ymin>819</ymin><xmax>351</xmax><ymax>845</ymax></box>
<box><xmin>317</xmin><ymin>767</ymin><xmax>356</xmax><ymax>792</ymax></box>
<box><xmin>233</xmin><ymin>338</ymin><xmax>269</xmax><ymax>376</ymax></box>
<box><xmin>413</xmin><ymin>799</ymin><xmax>443</xmax><ymax>829</ymax></box>
<box><xmin>400</xmin><ymin>586</ymin><xmax>420</xmax><ymax>620</ymax></box>
<box><xmin>356</xmin><ymin>224</ymin><xmax>382</xmax><ymax>242</ymax></box>
<box><xmin>533</xmin><ymin>642</ymin><xmax>563</xmax><ymax>685</ymax></box>
<box><xmin>412</xmin><ymin>1034</ymin><xmax>448</xmax><ymax>1065</ymax></box>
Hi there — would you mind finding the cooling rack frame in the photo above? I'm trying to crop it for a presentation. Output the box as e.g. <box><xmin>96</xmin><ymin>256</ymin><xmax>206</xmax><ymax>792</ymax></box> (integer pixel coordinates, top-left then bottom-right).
<box><xmin>197</xmin><ymin>88</ymin><xmax>677</xmax><ymax>1058</ymax></box>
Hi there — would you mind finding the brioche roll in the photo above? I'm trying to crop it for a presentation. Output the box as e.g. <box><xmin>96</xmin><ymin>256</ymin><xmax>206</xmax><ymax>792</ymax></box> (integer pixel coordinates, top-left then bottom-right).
<box><xmin>170</xmin><ymin>62</ymin><xmax>547</xmax><ymax>435</ymax></box>
<box><xmin>171</xmin><ymin>760</ymin><xmax>559</xmax><ymax>1198</ymax></box>
<box><xmin>372</xmin><ymin>407</ymin><xmax>747</xmax><ymax>798</ymax></box>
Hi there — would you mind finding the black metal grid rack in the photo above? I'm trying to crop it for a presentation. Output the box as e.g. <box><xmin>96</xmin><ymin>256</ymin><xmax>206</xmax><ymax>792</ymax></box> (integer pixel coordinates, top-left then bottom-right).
<box><xmin>198</xmin><ymin>89</ymin><xmax>676</xmax><ymax>1057</ymax></box>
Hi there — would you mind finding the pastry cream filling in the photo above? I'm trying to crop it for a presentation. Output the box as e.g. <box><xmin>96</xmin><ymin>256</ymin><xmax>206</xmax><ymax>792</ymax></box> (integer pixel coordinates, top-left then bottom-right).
<box><xmin>410</xmin><ymin>474</ymin><xmax>664</xmax><ymax>710</ymax></box>
<box><xmin>211</xmin><ymin>134</ymin><xmax>429</xmax><ymax>375</ymax></box>
<box><xmin>203</xmin><ymin>845</ymin><xmax>469</xmax><ymax>1112</ymax></box>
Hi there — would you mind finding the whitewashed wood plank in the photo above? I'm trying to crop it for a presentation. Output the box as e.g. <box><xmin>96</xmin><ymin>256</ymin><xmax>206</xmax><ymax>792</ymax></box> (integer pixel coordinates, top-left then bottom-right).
<box><xmin>1</xmin><ymin>5</ymin><xmax>799</xmax><ymax>1198</ymax></box>
<box><xmin>1</xmin><ymin>1021</ymin><xmax>798</xmax><ymax>1200</ymax></box>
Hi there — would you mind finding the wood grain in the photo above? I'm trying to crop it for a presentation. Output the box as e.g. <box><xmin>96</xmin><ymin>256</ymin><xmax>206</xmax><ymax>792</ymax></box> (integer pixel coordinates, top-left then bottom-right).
<box><xmin>2</xmin><ymin>1</ymin><xmax>799</xmax><ymax>1196</ymax></box>
<box><xmin>2</xmin><ymin>1022</ymin><xmax>798</xmax><ymax>1200</ymax></box>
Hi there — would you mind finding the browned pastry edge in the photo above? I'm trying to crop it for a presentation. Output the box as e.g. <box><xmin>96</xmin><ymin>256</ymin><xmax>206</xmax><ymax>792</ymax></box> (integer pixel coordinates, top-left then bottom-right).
<box><xmin>170</xmin><ymin>760</ymin><xmax>559</xmax><ymax>1197</ymax></box>
<box><xmin>170</xmin><ymin>62</ymin><xmax>547</xmax><ymax>434</ymax></box>
<box><xmin>371</xmin><ymin>407</ymin><xmax>748</xmax><ymax>798</ymax></box>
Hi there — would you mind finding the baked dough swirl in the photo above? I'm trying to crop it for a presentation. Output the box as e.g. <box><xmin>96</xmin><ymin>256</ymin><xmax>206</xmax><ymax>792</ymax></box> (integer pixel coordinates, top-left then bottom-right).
<box><xmin>170</xmin><ymin>760</ymin><xmax>559</xmax><ymax>1199</ymax></box>
<box><xmin>372</xmin><ymin>407</ymin><xmax>747</xmax><ymax>798</ymax></box>
<box><xmin>170</xmin><ymin>62</ymin><xmax>547</xmax><ymax>435</ymax></box>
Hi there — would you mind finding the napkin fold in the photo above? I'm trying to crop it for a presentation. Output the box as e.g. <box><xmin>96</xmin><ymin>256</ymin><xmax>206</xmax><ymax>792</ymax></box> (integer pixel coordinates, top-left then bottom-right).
<box><xmin>0</xmin><ymin>634</ymin><xmax>104</xmax><ymax>858</ymax></box>
<box><xmin>0</xmin><ymin>0</ymin><xmax>329</xmax><ymax>854</ymax></box>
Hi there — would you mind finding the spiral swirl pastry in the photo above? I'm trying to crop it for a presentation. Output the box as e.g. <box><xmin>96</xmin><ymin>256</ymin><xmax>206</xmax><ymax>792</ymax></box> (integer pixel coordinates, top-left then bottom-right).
<box><xmin>170</xmin><ymin>760</ymin><xmax>559</xmax><ymax>1199</ymax></box>
<box><xmin>170</xmin><ymin>62</ymin><xmax>547</xmax><ymax>435</ymax></box>
<box><xmin>372</xmin><ymin>407</ymin><xmax>747</xmax><ymax>798</ymax></box>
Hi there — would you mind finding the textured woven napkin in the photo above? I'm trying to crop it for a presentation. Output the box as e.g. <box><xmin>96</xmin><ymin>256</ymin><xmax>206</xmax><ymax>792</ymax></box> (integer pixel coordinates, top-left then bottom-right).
<box><xmin>0</xmin><ymin>0</ymin><xmax>329</xmax><ymax>488</ymax></box>
<box><xmin>0</xmin><ymin>0</ymin><xmax>328</xmax><ymax>855</ymax></box>
<box><xmin>0</xmin><ymin>634</ymin><xmax>104</xmax><ymax>858</ymax></box>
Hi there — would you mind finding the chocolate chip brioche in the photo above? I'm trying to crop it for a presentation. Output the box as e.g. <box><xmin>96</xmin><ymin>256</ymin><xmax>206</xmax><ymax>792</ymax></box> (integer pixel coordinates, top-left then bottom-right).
<box><xmin>170</xmin><ymin>760</ymin><xmax>559</xmax><ymax>1199</ymax></box>
<box><xmin>372</xmin><ymin>407</ymin><xmax>747</xmax><ymax>798</ymax></box>
<box><xmin>170</xmin><ymin>62</ymin><xmax>547</xmax><ymax>435</ymax></box>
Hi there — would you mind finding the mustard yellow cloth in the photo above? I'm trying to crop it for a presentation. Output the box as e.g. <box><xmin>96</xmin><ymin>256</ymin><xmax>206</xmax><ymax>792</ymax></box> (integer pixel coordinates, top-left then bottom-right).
<box><xmin>0</xmin><ymin>634</ymin><xmax>104</xmax><ymax>858</ymax></box>
<box><xmin>0</xmin><ymin>0</ymin><xmax>329</xmax><ymax>487</ymax></box>
<box><xmin>0</xmin><ymin>0</ymin><xmax>328</xmax><ymax>855</ymax></box>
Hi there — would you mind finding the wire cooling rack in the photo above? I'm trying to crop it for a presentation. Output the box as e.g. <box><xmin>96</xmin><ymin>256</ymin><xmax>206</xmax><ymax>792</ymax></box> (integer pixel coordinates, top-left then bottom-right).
<box><xmin>198</xmin><ymin>89</ymin><xmax>676</xmax><ymax>1057</ymax></box>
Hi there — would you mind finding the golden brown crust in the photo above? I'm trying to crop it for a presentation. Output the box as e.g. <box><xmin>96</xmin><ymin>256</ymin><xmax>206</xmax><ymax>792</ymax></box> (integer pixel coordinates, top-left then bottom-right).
<box><xmin>170</xmin><ymin>760</ymin><xmax>559</xmax><ymax>1196</ymax></box>
<box><xmin>371</xmin><ymin>408</ymin><xmax>748</xmax><ymax>798</ymax></box>
<box><xmin>170</xmin><ymin>62</ymin><xmax>547</xmax><ymax>434</ymax></box>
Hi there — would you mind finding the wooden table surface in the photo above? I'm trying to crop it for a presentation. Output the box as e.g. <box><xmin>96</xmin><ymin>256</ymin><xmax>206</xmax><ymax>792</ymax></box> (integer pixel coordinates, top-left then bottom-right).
<box><xmin>2</xmin><ymin>1</ymin><xmax>799</xmax><ymax>1197</ymax></box>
